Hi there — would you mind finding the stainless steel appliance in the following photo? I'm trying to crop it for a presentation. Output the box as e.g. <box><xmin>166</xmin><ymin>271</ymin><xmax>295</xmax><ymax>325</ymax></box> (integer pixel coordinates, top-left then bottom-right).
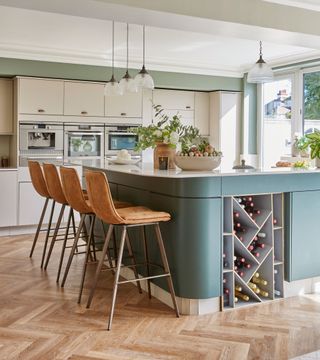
<box><xmin>19</xmin><ymin>123</ymin><xmax>64</xmax><ymax>164</ymax></box>
<box><xmin>64</xmin><ymin>123</ymin><xmax>104</xmax><ymax>160</ymax></box>
<box><xmin>105</xmin><ymin>125</ymin><xmax>140</xmax><ymax>157</ymax></box>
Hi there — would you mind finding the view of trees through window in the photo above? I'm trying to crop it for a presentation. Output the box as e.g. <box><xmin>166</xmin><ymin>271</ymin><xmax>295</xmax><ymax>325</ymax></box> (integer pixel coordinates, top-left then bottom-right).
<box><xmin>304</xmin><ymin>71</ymin><xmax>320</xmax><ymax>133</ymax></box>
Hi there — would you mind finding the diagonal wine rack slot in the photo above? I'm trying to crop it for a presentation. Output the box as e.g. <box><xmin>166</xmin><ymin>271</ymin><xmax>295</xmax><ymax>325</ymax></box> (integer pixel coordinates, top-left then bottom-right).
<box><xmin>251</xmin><ymin>251</ymin><xmax>274</xmax><ymax>301</ymax></box>
<box><xmin>234</xmin><ymin>236</ymin><xmax>259</xmax><ymax>283</ymax></box>
<box><xmin>249</xmin><ymin>214</ymin><xmax>273</xmax><ymax>264</ymax></box>
<box><xmin>234</xmin><ymin>272</ymin><xmax>261</xmax><ymax>305</ymax></box>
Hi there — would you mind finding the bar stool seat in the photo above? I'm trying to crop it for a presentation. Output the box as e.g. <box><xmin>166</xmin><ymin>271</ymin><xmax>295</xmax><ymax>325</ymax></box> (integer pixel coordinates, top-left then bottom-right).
<box><xmin>117</xmin><ymin>206</ymin><xmax>171</xmax><ymax>223</ymax></box>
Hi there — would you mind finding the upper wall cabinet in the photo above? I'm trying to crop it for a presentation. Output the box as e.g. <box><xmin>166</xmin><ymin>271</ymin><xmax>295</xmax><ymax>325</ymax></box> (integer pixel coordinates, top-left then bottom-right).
<box><xmin>19</xmin><ymin>78</ymin><xmax>64</xmax><ymax>115</ymax></box>
<box><xmin>0</xmin><ymin>79</ymin><xmax>13</xmax><ymax>134</ymax></box>
<box><xmin>64</xmin><ymin>81</ymin><xmax>105</xmax><ymax>117</ymax></box>
<box><xmin>105</xmin><ymin>91</ymin><xmax>143</xmax><ymax>118</ymax></box>
<box><xmin>194</xmin><ymin>92</ymin><xmax>210</xmax><ymax>136</ymax></box>
<box><xmin>153</xmin><ymin>89</ymin><xmax>195</xmax><ymax>110</ymax></box>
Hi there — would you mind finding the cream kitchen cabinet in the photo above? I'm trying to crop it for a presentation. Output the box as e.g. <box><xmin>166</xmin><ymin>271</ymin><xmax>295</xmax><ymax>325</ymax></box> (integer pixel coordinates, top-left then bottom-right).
<box><xmin>0</xmin><ymin>79</ymin><xmax>13</xmax><ymax>134</ymax></box>
<box><xmin>210</xmin><ymin>91</ymin><xmax>241</xmax><ymax>168</ymax></box>
<box><xmin>0</xmin><ymin>170</ymin><xmax>17</xmax><ymax>227</ymax></box>
<box><xmin>64</xmin><ymin>81</ymin><xmax>105</xmax><ymax>117</ymax></box>
<box><xmin>194</xmin><ymin>92</ymin><xmax>210</xmax><ymax>136</ymax></box>
<box><xmin>18</xmin><ymin>78</ymin><xmax>64</xmax><ymax>115</ymax></box>
<box><xmin>153</xmin><ymin>89</ymin><xmax>195</xmax><ymax>110</ymax></box>
<box><xmin>105</xmin><ymin>91</ymin><xmax>143</xmax><ymax>118</ymax></box>
<box><xmin>161</xmin><ymin>109</ymin><xmax>194</xmax><ymax>127</ymax></box>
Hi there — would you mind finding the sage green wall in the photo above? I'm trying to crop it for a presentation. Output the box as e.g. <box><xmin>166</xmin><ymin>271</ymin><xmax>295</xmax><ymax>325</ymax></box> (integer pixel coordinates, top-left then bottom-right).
<box><xmin>0</xmin><ymin>57</ymin><xmax>242</xmax><ymax>92</ymax></box>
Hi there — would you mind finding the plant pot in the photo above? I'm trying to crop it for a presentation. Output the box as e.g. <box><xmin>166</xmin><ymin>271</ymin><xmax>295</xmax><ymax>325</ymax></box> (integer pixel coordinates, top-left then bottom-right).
<box><xmin>153</xmin><ymin>143</ymin><xmax>176</xmax><ymax>169</ymax></box>
<box><xmin>316</xmin><ymin>158</ymin><xmax>320</xmax><ymax>168</ymax></box>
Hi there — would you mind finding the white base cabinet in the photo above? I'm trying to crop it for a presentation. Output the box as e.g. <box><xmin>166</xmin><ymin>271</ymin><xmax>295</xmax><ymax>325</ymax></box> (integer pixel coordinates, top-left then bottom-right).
<box><xmin>0</xmin><ymin>171</ymin><xmax>17</xmax><ymax>227</ymax></box>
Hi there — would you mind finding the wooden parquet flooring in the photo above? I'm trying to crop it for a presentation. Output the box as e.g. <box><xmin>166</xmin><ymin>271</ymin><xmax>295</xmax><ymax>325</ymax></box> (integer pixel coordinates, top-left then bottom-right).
<box><xmin>0</xmin><ymin>234</ymin><xmax>320</xmax><ymax>360</ymax></box>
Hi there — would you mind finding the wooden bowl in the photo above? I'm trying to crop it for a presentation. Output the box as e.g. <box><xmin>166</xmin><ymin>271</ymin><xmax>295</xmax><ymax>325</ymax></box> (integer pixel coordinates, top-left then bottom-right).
<box><xmin>174</xmin><ymin>155</ymin><xmax>221</xmax><ymax>171</ymax></box>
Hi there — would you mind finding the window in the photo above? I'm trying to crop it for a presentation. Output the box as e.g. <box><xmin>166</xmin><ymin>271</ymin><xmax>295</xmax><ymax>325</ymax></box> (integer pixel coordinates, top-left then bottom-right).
<box><xmin>261</xmin><ymin>76</ymin><xmax>293</xmax><ymax>168</ymax></box>
<box><xmin>303</xmin><ymin>70</ymin><xmax>320</xmax><ymax>134</ymax></box>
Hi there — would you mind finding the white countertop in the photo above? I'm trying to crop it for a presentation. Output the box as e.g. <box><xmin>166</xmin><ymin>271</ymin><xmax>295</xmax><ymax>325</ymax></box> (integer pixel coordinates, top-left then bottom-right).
<box><xmin>71</xmin><ymin>159</ymin><xmax>320</xmax><ymax>178</ymax></box>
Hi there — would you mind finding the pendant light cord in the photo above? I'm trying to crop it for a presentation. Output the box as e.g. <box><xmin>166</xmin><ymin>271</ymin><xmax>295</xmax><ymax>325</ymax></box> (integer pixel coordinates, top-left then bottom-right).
<box><xmin>259</xmin><ymin>41</ymin><xmax>263</xmax><ymax>58</ymax></box>
<box><xmin>143</xmin><ymin>25</ymin><xmax>146</xmax><ymax>67</ymax></box>
<box><xmin>126</xmin><ymin>23</ymin><xmax>129</xmax><ymax>71</ymax></box>
<box><xmin>112</xmin><ymin>21</ymin><xmax>115</xmax><ymax>77</ymax></box>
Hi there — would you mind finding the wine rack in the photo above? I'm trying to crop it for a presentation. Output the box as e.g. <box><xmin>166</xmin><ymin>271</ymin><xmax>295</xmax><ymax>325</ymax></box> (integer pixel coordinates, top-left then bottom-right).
<box><xmin>222</xmin><ymin>193</ymin><xmax>284</xmax><ymax>309</ymax></box>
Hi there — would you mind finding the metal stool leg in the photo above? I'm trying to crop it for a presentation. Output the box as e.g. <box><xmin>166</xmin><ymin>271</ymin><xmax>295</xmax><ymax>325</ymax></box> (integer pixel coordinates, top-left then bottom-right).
<box><xmin>44</xmin><ymin>204</ymin><xmax>66</xmax><ymax>270</ymax></box>
<box><xmin>86</xmin><ymin>225</ymin><xmax>114</xmax><ymax>309</ymax></box>
<box><xmin>56</xmin><ymin>207</ymin><xmax>72</xmax><ymax>283</ymax></box>
<box><xmin>61</xmin><ymin>214</ymin><xmax>86</xmax><ymax>287</ymax></box>
<box><xmin>142</xmin><ymin>226</ymin><xmax>152</xmax><ymax>298</ymax></box>
<box><xmin>154</xmin><ymin>223</ymin><xmax>180</xmax><ymax>318</ymax></box>
<box><xmin>40</xmin><ymin>200</ymin><xmax>56</xmax><ymax>269</ymax></box>
<box><xmin>78</xmin><ymin>215</ymin><xmax>96</xmax><ymax>304</ymax></box>
<box><xmin>71</xmin><ymin>209</ymin><xmax>78</xmax><ymax>254</ymax></box>
<box><xmin>100</xmin><ymin>220</ymin><xmax>114</xmax><ymax>272</ymax></box>
<box><xmin>108</xmin><ymin>226</ymin><xmax>127</xmax><ymax>331</ymax></box>
<box><xmin>125</xmin><ymin>232</ymin><xmax>142</xmax><ymax>294</ymax></box>
<box><xmin>112</xmin><ymin>228</ymin><xmax>118</xmax><ymax>267</ymax></box>
<box><xmin>30</xmin><ymin>198</ymin><xmax>49</xmax><ymax>258</ymax></box>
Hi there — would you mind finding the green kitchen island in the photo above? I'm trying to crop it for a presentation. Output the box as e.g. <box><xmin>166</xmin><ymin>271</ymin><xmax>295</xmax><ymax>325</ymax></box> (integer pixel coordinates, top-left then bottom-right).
<box><xmin>78</xmin><ymin>160</ymin><xmax>320</xmax><ymax>314</ymax></box>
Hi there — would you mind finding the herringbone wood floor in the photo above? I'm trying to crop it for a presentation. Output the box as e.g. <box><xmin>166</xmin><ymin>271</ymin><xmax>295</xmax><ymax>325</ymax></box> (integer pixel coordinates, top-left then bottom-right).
<box><xmin>0</xmin><ymin>234</ymin><xmax>320</xmax><ymax>360</ymax></box>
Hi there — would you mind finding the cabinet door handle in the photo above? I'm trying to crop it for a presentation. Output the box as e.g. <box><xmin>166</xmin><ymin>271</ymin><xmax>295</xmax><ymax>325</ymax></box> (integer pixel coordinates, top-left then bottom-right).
<box><xmin>37</xmin><ymin>109</ymin><xmax>45</xmax><ymax>113</ymax></box>
<box><xmin>186</xmin><ymin>106</ymin><xmax>191</xmax><ymax>109</ymax></box>
<box><xmin>81</xmin><ymin>111</ymin><xmax>88</xmax><ymax>115</ymax></box>
<box><xmin>120</xmin><ymin>112</ymin><xmax>127</xmax><ymax>116</ymax></box>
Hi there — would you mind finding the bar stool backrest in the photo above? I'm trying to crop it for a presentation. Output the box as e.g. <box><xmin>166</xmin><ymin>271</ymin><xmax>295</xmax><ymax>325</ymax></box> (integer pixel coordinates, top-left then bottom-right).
<box><xmin>60</xmin><ymin>166</ymin><xmax>92</xmax><ymax>214</ymax></box>
<box><xmin>28</xmin><ymin>160</ymin><xmax>51</xmax><ymax>198</ymax></box>
<box><xmin>43</xmin><ymin>163</ymin><xmax>67</xmax><ymax>205</ymax></box>
<box><xmin>85</xmin><ymin>170</ymin><xmax>124</xmax><ymax>225</ymax></box>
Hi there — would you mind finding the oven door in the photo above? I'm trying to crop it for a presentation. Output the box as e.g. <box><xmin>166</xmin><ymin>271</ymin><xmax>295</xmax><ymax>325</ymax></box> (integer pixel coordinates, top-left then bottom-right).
<box><xmin>106</xmin><ymin>132</ymin><xmax>138</xmax><ymax>155</ymax></box>
<box><xmin>65</xmin><ymin>131</ymin><xmax>103</xmax><ymax>159</ymax></box>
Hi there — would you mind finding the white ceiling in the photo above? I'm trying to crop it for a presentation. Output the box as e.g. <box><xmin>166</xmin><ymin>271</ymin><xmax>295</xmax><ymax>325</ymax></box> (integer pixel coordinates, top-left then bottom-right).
<box><xmin>0</xmin><ymin>4</ymin><xmax>319</xmax><ymax>77</ymax></box>
<box><xmin>263</xmin><ymin>0</ymin><xmax>320</xmax><ymax>11</ymax></box>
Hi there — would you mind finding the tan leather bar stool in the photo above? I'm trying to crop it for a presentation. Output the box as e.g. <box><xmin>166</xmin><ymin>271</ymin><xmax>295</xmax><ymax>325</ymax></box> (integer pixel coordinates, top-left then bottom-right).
<box><xmin>85</xmin><ymin>170</ymin><xmax>180</xmax><ymax>330</ymax></box>
<box><xmin>28</xmin><ymin>160</ymin><xmax>56</xmax><ymax>268</ymax></box>
<box><xmin>42</xmin><ymin>163</ymin><xmax>78</xmax><ymax>283</ymax></box>
<box><xmin>59</xmin><ymin>166</ymin><xmax>141</xmax><ymax>304</ymax></box>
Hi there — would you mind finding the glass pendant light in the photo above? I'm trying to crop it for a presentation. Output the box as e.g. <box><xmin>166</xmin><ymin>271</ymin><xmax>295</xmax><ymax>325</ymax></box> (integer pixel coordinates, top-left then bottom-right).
<box><xmin>105</xmin><ymin>21</ymin><xmax>122</xmax><ymax>96</ymax></box>
<box><xmin>247</xmin><ymin>41</ymin><xmax>273</xmax><ymax>84</ymax></box>
<box><xmin>119</xmin><ymin>24</ymin><xmax>138</xmax><ymax>94</ymax></box>
<box><xmin>134</xmin><ymin>25</ymin><xmax>154</xmax><ymax>90</ymax></box>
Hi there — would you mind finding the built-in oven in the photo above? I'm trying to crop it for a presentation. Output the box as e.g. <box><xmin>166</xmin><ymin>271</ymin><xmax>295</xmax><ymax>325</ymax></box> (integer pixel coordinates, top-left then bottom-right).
<box><xmin>105</xmin><ymin>125</ymin><xmax>140</xmax><ymax>157</ymax></box>
<box><xmin>64</xmin><ymin>124</ymin><xmax>104</xmax><ymax>160</ymax></box>
<box><xmin>19</xmin><ymin>123</ymin><xmax>64</xmax><ymax>164</ymax></box>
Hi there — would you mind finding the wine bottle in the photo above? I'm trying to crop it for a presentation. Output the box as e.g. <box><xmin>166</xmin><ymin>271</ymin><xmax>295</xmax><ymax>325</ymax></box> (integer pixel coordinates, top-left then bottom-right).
<box><xmin>234</xmin><ymin>222</ymin><xmax>241</xmax><ymax>228</ymax></box>
<box><xmin>253</xmin><ymin>272</ymin><xmax>260</xmax><ymax>278</ymax></box>
<box><xmin>234</xmin><ymin>197</ymin><xmax>243</xmax><ymax>203</ymax></box>
<box><xmin>235</xmin><ymin>290</ymin><xmax>249</xmax><ymax>301</ymax></box>
<box><xmin>236</xmin><ymin>270</ymin><xmax>244</xmax><ymax>277</ymax></box>
<box><xmin>274</xmin><ymin>289</ymin><xmax>281</xmax><ymax>296</ymax></box>
<box><xmin>251</xmin><ymin>250</ymin><xmax>260</xmax><ymax>258</ymax></box>
<box><xmin>224</xmin><ymin>287</ymin><xmax>230</xmax><ymax>295</ymax></box>
<box><xmin>223</xmin><ymin>252</ymin><xmax>226</xmax><ymax>258</ymax></box>
<box><xmin>248</xmin><ymin>245</ymin><xmax>254</xmax><ymax>251</ymax></box>
<box><xmin>273</xmin><ymin>218</ymin><xmax>278</xmax><ymax>225</ymax></box>
<box><xmin>274</xmin><ymin>269</ymin><xmax>278</xmax><ymax>274</ymax></box>
<box><xmin>257</xmin><ymin>232</ymin><xmax>266</xmax><ymax>238</ymax></box>
<box><xmin>248</xmin><ymin>282</ymin><xmax>257</xmax><ymax>290</ymax></box>
<box><xmin>234</xmin><ymin>296</ymin><xmax>239</xmax><ymax>303</ymax></box>
<box><xmin>234</xmin><ymin>211</ymin><xmax>240</xmax><ymax>218</ymax></box>
<box><xmin>223</xmin><ymin>278</ymin><xmax>227</xmax><ymax>283</ymax></box>
<box><xmin>235</xmin><ymin>256</ymin><xmax>245</xmax><ymax>263</ymax></box>
<box><xmin>223</xmin><ymin>261</ymin><xmax>229</xmax><ymax>268</ymax></box>
<box><xmin>253</xmin><ymin>209</ymin><xmax>261</xmax><ymax>215</ymax></box>
<box><xmin>252</xmin><ymin>276</ymin><xmax>268</xmax><ymax>286</ymax></box>
<box><xmin>259</xmin><ymin>289</ymin><xmax>269</xmax><ymax>297</ymax></box>
<box><xmin>235</xmin><ymin>285</ymin><xmax>242</xmax><ymax>292</ymax></box>
<box><xmin>252</xmin><ymin>287</ymin><xmax>261</xmax><ymax>294</ymax></box>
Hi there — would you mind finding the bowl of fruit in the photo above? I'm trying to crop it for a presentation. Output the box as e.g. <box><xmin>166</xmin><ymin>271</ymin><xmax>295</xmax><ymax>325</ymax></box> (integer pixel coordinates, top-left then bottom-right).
<box><xmin>174</xmin><ymin>142</ymin><xmax>222</xmax><ymax>171</ymax></box>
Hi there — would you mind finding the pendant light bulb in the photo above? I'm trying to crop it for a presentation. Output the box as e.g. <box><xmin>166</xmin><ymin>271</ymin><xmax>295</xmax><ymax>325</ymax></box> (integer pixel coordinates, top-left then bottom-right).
<box><xmin>119</xmin><ymin>23</ymin><xmax>138</xmax><ymax>94</ymax></box>
<box><xmin>247</xmin><ymin>41</ymin><xmax>273</xmax><ymax>84</ymax></box>
<box><xmin>105</xmin><ymin>21</ymin><xmax>122</xmax><ymax>96</ymax></box>
<box><xmin>134</xmin><ymin>25</ymin><xmax>154</xmax><ymax>90</ymax></box>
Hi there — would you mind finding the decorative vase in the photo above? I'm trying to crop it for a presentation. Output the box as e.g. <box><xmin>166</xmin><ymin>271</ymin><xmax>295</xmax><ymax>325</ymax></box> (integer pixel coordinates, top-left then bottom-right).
<box><xmin>153</xmin><ymin>143</ymin><xmax>176</xmax><ymax>169</ymax></box>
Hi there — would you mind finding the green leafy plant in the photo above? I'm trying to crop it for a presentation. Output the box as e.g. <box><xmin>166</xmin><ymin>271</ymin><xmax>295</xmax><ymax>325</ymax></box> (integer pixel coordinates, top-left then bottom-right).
<box><xmin>132</xmin><ymin>105</ymin><xmax>201</xmax><ymax>151</ymax></box>
<box><xmin>295</xmin><ymin>136</ymin><xmax>309</xmax><ymax>151</ymax></box>
<box><xmin>300</xmin><ymin>131</ymin><xmax>320</xmax><ymax>159</ymax></box>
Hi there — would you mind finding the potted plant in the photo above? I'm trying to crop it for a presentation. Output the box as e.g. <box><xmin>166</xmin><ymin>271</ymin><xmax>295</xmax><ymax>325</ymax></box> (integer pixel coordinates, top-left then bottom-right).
<box><xmin>132</xmin><ymin>105</ymin><xmax>201</xmax><ymax>169</ymax></box>
<box><xmin>295</xmin><ymin>135</ymin><xmax>309</xmax><ymax>158</ymax></box>
<box><xmin>299</xmin><ymin>131</ymin><xmax>320</xmax><ymax>167</ymax></box>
